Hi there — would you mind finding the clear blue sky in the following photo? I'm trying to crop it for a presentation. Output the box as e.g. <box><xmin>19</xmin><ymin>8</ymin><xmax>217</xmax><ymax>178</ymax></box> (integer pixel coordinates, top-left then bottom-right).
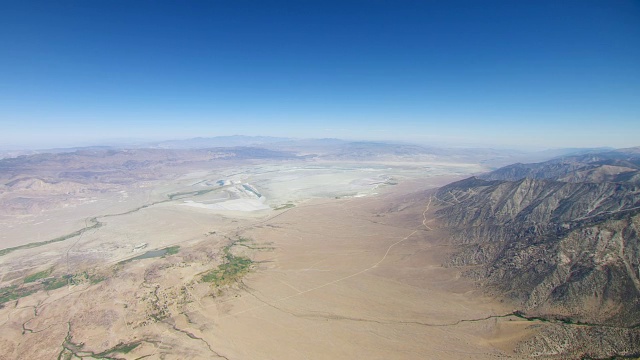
<box><xmin>1</xmin><ymin>0</ymin><xmax>639</xmax><ymax>149</ymax></box>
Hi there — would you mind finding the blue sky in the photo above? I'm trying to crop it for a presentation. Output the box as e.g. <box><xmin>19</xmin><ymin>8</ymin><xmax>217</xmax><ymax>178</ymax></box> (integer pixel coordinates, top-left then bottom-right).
<box><xmin>1</xmin><ymin>0</ymin><xmax>639</xmax><ymax>149</ymax></box>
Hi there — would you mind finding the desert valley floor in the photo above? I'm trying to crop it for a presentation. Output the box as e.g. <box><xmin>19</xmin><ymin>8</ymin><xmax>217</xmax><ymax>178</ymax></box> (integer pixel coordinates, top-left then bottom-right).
<box><xmin>0</xmin><ymin>160</ymin><xmax>553</xmax><ymax>359</ymax></box>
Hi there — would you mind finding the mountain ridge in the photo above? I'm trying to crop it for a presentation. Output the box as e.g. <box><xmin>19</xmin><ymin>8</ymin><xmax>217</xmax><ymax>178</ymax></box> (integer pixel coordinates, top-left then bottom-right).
<box><xmin>432</xmin><ymin>147</ymin><xmax>640</xmax><ymax>357</ymax></box>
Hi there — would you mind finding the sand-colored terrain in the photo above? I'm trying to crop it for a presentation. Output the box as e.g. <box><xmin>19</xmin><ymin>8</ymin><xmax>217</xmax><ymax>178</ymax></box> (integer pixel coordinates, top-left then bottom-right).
<box><xmin>0</xmin><ymin>161</ymin><xmax>544</xmax><ymax>359</ymax></box>
<box><xmin>201</xmin><ymin>195</ymin><xmax>524</xmax><ymax>359</ymax></box>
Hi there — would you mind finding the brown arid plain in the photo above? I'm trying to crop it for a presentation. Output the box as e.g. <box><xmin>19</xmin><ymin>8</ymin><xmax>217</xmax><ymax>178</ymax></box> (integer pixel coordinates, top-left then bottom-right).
<box><xmin>0</xmin><ymin>157</ymin><xmax>546</xmax><ymax>359</ymax></box>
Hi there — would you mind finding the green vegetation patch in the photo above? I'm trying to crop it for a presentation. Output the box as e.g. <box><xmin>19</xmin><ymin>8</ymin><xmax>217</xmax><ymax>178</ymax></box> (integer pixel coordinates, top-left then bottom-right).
<box><xmin>69</xmin><ymin>271</ymin><xmax>105</xmax><ymax>285</ymax></box>
<box><xmin>201</xmin><ymin>240</ymin><xmax>254</xmax><ymax>286</ymax></box>
<box><xmin>59</xmin><ymin>336</ymin><xmax>140</xmax><ymax>359</ymax></box>
<box><xmin>89</xmin><ymin>274</ymin><xmax>106</xmax><ymax>285</ymax></box>
<box><xmin>24</xmin><ymin>269</ymin><xmax>52</xmax><ymax>283</ymax></box>
<box><xmin>43</xmin><ymin>277</ymin><xmax>68</xmax><ymax>291</ymax></box>
<box><xmin>163</xmin><ymin>245</ymin><xmax>180</xmax><ymax>256</ymax></box>
<box><xmin>0</xmin><ymin>285</ymin><xmax>38</xmax><ymax>304</ymax></box>
<box><xmin>1</xmin><ymin>270</ymin><xmax>107</xmax><ymax>306</ymax></box>
<box><xmin>94</xmin><ymin>341</ymin><xmax>141</xmax><ymax>357</ymax></box>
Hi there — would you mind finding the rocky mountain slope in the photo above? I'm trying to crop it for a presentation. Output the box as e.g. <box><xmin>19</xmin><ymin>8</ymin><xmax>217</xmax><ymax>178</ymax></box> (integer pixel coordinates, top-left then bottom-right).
<box><xmin>433</xmin><ymin>147</ymin><xmax>640</xmax><ymax>358</ymax></box>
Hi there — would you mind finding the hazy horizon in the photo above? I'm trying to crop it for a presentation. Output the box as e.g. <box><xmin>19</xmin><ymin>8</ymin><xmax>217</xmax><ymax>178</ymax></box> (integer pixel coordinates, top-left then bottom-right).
<box><xmin>0</xmin><ymin>133</ymin><xmax>628</xmax><ymax>153</ymax></box>
<box><xmin>1</xmin><ymin>1</ymin><xmax>639</xmax><ymax>149</ymax></box>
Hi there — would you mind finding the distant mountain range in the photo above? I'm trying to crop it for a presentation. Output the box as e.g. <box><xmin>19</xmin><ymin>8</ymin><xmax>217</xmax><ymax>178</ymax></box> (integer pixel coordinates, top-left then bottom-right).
<box><xmin>1</xmin><ymin>136</ymin><xmax>617</xmax><ymax>168</ymax></box>
<box><xmin>433</xmin><ymin>147</ymin><xmax>640</xmax><ymax>357</ymax></box>
<box><xmin>149</xmin><ymin>135</ymin><xmax>291</xmax><ymax>149</ymax></box>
